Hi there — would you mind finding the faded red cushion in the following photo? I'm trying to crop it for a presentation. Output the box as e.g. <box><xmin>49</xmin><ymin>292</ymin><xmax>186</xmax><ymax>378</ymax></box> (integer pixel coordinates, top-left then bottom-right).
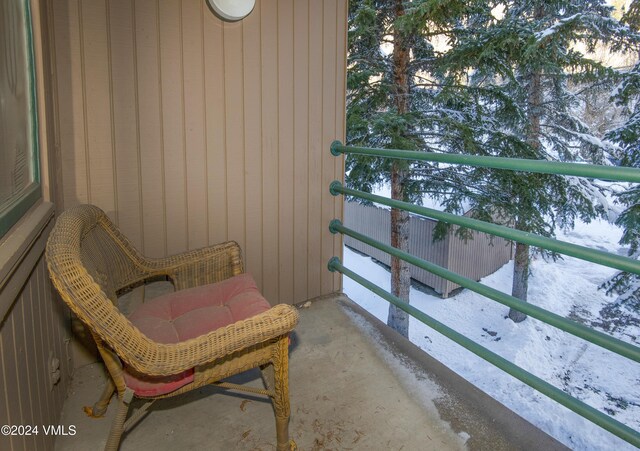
<box><xmin>124</xmin><ymin>273</ymin><xmax>270</xmax><ymax>397</ymax></box>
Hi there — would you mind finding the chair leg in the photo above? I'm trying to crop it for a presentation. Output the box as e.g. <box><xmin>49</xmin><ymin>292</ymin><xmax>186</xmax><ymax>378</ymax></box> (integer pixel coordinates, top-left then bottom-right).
<box><xmin>272</xmin><ymin>337</ymin><xmax>294</xmax><ymax>451</ymax></box>
<box><xmin>84</xmin><ymin>377</ymin><xmax>115</xmax><ymax>418</ymax></box>
<box><xmin>104</xmin><ymin>389</ymin><xmax>133</xmax><ymax>451</ymax></box>
<box><xmin>275</xmin><ymin>416</ymin><xmax>292</xmax><ymax>451</ymax></box>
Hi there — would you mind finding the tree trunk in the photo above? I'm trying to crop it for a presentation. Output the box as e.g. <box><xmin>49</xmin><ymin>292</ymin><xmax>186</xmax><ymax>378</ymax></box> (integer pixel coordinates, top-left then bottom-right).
<box><xmin>509</xmin><ymin>4</ymin><xmax>544</xmax><ymax>323</ymax></box>
<box><xmin>508</xmin><ymin>68</ymin><xmax>540</xmax><ymax>321</ymax></box>
<box><xmin>389</xmin><ymin>164</ymin><xmax>411</xmax><ymax>337</ymax></box>
<box><xmin>509</xmin><ymin>241</ymin><xmax>530</xmax><ymax>322</ymax></box>
<box><xmin>387</xmin><ymin>0</ymin><xmax>411</xmax><ymax>337</ymax></box>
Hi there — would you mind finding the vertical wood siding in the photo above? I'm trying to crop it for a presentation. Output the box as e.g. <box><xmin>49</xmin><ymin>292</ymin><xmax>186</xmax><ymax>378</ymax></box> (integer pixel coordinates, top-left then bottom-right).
<box><xmin>446</xmin><ymin>223</ymin><xmax>514</xmax><ymax>296</ymax></box>
<box><xmin>50</xmin><ymin>0</ymin><xmax>347</xmax><ymax>305</ymax></box>
<box><xmin>0</xmin><ymin>3</ymin><xmax>71</xmax><ymax>449</ymax></box>
<box><xmin>0</xmin><ymin>241</ymin><xmax>72</xmax><ymax>451</ymax></box>
<box><xmin>344</xmin><ymin>202</ymin><xmax>513</xmax><ymax>297</ymax></box>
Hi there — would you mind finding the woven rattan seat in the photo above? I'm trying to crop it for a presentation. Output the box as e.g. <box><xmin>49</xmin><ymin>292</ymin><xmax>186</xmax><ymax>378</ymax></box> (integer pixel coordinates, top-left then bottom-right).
<box><xmin>46</xmin><ymin>204</ymin><xmax>298</xmax><ymax>451</ymax></box>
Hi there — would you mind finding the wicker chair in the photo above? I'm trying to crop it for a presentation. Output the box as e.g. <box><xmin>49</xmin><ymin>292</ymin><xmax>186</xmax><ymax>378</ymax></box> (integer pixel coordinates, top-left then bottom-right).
<box><xmin>46</xmin><ymin>205</ymin><xmax>299</xmax><ymax>451</ymax></box>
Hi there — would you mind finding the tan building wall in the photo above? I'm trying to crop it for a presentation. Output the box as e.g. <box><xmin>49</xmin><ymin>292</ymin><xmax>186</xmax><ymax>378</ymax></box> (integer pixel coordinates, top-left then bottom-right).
<box><xmin>0</xmin><ymin>206</ymin><xmax>72</xmax><ymax>451</ymax></box>
<box><xmin>344</xmin><ymin>202</ymin><xmax>513</xmax><ymax>298</ymax></box>
<box><xmin>49</xmin><ymin>0</ymin><xmax>347</xmax><ymax>305</ymax></box>
<box><xmin>0</xmin><ymin>2</ymin><xmax>72</xmax><ymax>449</ymax></box>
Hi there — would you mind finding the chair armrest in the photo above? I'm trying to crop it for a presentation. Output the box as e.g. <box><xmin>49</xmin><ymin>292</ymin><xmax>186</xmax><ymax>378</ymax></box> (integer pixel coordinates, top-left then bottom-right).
<box><xmin>122</xmin><ymin>304</ymin><xmax>299</xmax><ymax>377</ymax></box>
<box><xmin>141</xmin><ymin>241</ymin><xmax>243</xmax><ymax>290</ymax></box>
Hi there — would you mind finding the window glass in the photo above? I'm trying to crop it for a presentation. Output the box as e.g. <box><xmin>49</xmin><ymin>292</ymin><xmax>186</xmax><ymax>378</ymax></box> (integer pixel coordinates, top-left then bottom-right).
<box><xmin>0</xmin><ymin>0</ymin><xmax>40</xmax><ymax>238</ymax></box>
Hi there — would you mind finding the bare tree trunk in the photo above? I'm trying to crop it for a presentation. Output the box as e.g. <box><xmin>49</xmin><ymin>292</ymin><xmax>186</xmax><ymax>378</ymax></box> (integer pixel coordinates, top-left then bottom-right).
<box><xmin>389</xmin><ymin>165</ymin><xmax>411</xmax><ymax>337</ymax></box>
<box><xmin>387</xmin><ymin>0</ymin><xmax>411</xmax><ymax>337</ymax></box>
<box><xmin>509</xmin><ymin>4</ymin><xmax>544</xmax><ymax>322</ymax></box>
<box><xmin>509</xmin><ymin>70</ymin><xmax>540</xmax><ymax>322</ymax></box>
<box><xmin>509</xmin><ymin>241</ymin><xmax>530</xmax><ymax>322</ymax></box>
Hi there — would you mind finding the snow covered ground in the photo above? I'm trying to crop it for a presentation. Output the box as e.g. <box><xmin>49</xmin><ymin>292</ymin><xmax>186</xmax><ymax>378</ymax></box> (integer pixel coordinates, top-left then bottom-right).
<box><xmin>343</xmin><ymin>217</ymin><xmax>639</xmax><ymax>450</ymax></box>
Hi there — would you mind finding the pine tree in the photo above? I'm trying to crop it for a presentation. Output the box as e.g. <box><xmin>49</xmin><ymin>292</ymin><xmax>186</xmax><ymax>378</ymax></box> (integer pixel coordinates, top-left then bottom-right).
<box><xmin>346</xmin><ymin>0</ymin><xmax>478</xmax><ymax>337</ymax></box>
<box><xmin>347</xmin><ymin>0</ymin><xmax>639</xmax><ymax>331</ymax></box>
<box><xmin>438</xmin><ymin>0</ymin><xmax>639</xmax><ymax>322</ymax></box>
<box><xmin>601</xmin><ymin>0</ymin><xmax>640</xmax><ymax>314</ymax></box>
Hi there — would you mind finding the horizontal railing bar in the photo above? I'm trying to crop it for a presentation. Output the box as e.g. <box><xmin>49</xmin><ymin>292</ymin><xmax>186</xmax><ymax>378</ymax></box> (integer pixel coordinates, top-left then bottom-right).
<box><xmin>329</xmin><ymin>219</ymin><xmax>640</xmax><ymax>363</ymax></box>
<box><xmin>330</xmin><ymin>181</ymin><xmax>640</xmax><ymax>276</ymax></box>
<box><xmin>331</xmin><ymin>141</ymin><xmax>640</xmax><ymax>183</ymax></box>
<box><xmin>327</xmin><ymin>257</ymin><xmax>640</xmax><ymax>448</ymax></box>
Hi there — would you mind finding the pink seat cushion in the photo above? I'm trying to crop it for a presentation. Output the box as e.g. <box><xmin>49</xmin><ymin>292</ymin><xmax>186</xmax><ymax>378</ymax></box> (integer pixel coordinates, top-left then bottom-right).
<box><xmin>124</xmin><ymin>273</ymin><xmax>271</xmax><ymax>397</ymax></box>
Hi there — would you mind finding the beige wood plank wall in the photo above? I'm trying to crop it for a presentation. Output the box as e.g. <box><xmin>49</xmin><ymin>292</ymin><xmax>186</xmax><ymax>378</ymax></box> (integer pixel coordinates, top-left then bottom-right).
<box><xmin>0</xmin><ymin>2</ymin><xmax>71</xmax><ymax>448</ymax></box>
<box><xmin>0</xmin><ymin>252</ymin><xmax>72</xmax><ymax>451</ymax></box>
<box><xmin>50</xmin><ymin>0</ymin><xmax>347</xmax><ymax>305</ymax></box>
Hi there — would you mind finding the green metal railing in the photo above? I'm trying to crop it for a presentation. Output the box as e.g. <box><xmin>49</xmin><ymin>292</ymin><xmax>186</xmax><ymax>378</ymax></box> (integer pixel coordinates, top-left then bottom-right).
<box><xmin>328</xmin><ymin>141</ymin><xmax>640</xmax><ymax>447</ymax></box>
<box><xmin>330</xmin><ymin>142</ymin><xmax>640</xmax><ymax>182</ymax></box>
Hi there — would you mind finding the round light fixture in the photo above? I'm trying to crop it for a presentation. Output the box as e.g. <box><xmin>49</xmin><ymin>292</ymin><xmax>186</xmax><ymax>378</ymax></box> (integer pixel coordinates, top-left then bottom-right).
<box><xmin>207</xmin><ymin>0</ymin><xmax>256</xmax><ymax>21</ymax></box>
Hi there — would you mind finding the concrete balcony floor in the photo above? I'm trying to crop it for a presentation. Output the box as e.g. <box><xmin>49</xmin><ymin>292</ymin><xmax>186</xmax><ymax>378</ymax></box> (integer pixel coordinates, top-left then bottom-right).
<box><xmin>55</xmin><ymin>293</ymin><xmax>566</xmax><ymax>450</ymax></box>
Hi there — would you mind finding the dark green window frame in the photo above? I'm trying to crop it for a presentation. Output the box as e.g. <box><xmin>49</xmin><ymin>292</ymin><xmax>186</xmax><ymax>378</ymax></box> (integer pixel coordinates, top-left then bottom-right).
<box><xmin>0</xmin><ymin>0</ymin><xmax>41</xmax><ymax>239</ymax></box>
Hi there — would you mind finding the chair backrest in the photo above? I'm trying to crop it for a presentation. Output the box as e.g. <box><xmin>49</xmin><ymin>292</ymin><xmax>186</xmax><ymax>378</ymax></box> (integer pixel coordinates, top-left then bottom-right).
<box><xmin>46</xmin><ymin>205</ymin><xmax>151</xmax><ymax>356</ymax></box>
